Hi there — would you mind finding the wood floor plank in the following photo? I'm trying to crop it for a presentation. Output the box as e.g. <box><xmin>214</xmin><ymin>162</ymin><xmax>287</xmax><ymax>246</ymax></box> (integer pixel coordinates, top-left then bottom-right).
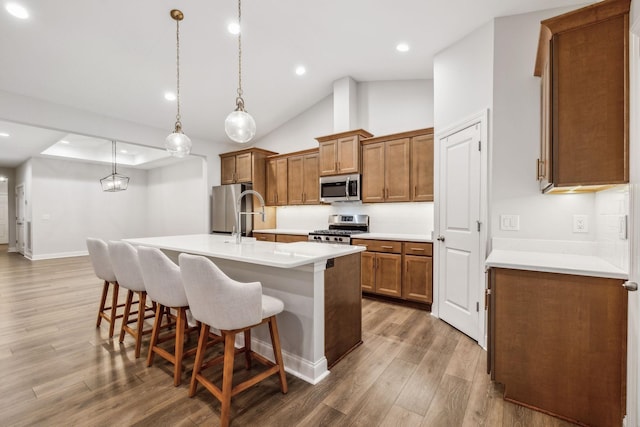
<box><xmin>0</xmin><ymin>246</ymin><xmax>577</xmax><ymax>427</ymax></box>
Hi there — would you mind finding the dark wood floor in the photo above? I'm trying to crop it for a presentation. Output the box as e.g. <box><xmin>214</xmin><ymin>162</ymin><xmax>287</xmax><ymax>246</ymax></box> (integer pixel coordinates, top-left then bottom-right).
<box><xmin>0</xmin><ymin>245</ymin><xmax>575</xmax><ymax>426</ymax></box>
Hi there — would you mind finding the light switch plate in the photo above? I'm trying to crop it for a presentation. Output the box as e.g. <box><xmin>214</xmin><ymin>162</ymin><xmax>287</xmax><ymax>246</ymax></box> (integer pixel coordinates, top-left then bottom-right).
<box><xmin>500</xmin><ymin>214</ymin><xmax>520</xmax><ymax>231</ymax></box>
<box><xmin>573</xmin><ymin>215</ymin><xmax>588</xmax><ymax>233</ymax></box>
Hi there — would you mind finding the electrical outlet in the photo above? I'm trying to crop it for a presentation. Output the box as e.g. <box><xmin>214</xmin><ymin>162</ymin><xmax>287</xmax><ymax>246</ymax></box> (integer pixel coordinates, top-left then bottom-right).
<box><xmin>500</xmin><ymin>214</ymin><xmax>520</xmax><ymax>231</ymax></box>
<box><xmin>573</xmin><ymin>215</ymin><xmax>588</xmax><ymax>233</ymax></box>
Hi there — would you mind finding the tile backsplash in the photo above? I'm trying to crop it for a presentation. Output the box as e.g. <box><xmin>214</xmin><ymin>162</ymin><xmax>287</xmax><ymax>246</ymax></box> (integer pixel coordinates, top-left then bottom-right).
<box><xmin>595</xmin><ymin>185</ymin><xmax>629</xmax><ymax>271</ymax></box>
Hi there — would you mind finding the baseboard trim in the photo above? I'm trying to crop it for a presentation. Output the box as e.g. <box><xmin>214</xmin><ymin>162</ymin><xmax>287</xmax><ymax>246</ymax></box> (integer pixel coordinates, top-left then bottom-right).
<box><xmin>30</xmin><ymin>250</ymin><xmax>89</xmax><ymax>261</ymax></box>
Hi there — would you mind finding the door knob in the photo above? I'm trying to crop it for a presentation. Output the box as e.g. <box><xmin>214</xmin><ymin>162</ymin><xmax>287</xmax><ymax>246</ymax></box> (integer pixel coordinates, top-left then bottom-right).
<box><xmin>437</xmin><ymin>235</ymin><xmax>445</xmax><ymax>242</ymax></box>
<box><xmin>623</xmin><ymin>281</ymin><xmax>638</xmax><ymax>291</ymax></box>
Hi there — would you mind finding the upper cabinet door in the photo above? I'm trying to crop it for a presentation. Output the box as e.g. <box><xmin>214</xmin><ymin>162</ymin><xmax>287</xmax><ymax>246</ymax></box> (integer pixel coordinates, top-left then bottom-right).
<box><xmin>302</xmin><ymin>152</ymin><xmax>320</xmax><ymax>204</ymax></box>
<box><xmin>361</xmin><ymin>142</ymin><xmax>385</xmax><ymax>202</ymax></box>
<box><xmin>534</xmin><ymin>0</ymin><xmax>629</xmax><ymax>192</ymax></box>
<box><xmin>287</xmin><ymin>155</ymin><xmax>304</xmax><ymax>205</ymax></box>
<box><xmin>336</xmin><ymin>136</ymin><xmax>359</xmax><ymax>174</ymax></box>
<box><xmin>411</xmin><ymin>133</ymin><xmax>434</xmax><ymax>201</ymax></box>
<box><xmin>384</xmin><ymin>138</ymin><xmax>411</xmax><ymax>202</ymax></box>
<box><xmin>234</xmin><ymin>152</ymin><xmax>253</xmax><ymax>183</ymax></box>
<box><xmin>318</xmin><ymin>140</ymin><xmax>338</xmax><ymax>176</ymax></box>
<box><xmin>220</xmin><ymin>155</ymin><xmax>237</xmax><ymax>184</ymax></box>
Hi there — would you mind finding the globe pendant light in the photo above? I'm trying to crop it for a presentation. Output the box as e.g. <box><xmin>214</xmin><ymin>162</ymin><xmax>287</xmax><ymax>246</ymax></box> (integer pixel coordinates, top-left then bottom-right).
<box><xmin>225</xmin><ymin>0</ymin><xmax>256</xmax><ymax>144</ymax></box>
<box><xmin>100</xmin><ymin>140</ymin><xmax>129</xmax><ymax>192</ymax></box>
<box><xmin>165</xmin><ymin>9</ymin><xmax>192</xmax><ymax>157</ymax></box>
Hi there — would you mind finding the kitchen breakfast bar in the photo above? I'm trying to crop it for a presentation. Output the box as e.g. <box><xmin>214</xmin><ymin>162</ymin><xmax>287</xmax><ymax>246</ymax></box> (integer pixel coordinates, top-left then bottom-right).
<box><xmin>125</xmin><ymin>234</ymin><xmax>365</xmax><ymax>384</ymax></box>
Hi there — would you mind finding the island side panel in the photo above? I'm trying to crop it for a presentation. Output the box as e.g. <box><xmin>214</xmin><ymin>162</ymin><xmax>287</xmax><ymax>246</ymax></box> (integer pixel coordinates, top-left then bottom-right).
<box><xmin>324</xmin><ymin>252</ymin><xmax>362</xmax><ymax>368</ymax></box>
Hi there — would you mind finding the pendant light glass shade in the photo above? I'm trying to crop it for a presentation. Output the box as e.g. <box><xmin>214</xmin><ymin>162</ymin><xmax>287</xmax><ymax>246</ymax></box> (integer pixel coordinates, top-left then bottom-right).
<box><xmin>225</xmin><ymin>0</ymin><xmax>256</xmax><ymax>144</ymax></box>
<box><xmin>100</xmin><ymin>140</ymin><xmax>129</xmax><ymax>192</ymax></box>
<box><xmin>165</xmin><ymin>125</ymin><xmax>192</xmax><ymax>158</ymax></box>
<box><xmin>225</xmin><ymin>109</ymin><xmax>256</xmax><ymax>144</ymax></box>
<box><xmin>166</xmin><ymin>9</ymin><xmax>191</xmax><ymax>157</ymax></box>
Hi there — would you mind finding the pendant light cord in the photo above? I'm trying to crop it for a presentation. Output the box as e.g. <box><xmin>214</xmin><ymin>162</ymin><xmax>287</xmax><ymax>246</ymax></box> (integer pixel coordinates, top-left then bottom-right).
<box><xmin>175</xmin><ymin>17</ymin><xmax>182</xmax><ymax>128</ymax></box>
<box><xmin>112</xmin><ymin>141</ymin><xmax>117</xmax><ymax>175</ymax></box>
<box><xmin>236</xmin><ymin>0</ymin><xmax>244</xmax><ymax>109</ymax></box>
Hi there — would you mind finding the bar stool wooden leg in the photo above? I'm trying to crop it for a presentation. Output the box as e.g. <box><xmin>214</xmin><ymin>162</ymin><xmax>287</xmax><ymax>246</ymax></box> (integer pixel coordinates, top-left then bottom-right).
<box><xmin>268</xmin><ymin>316</ymin><xmax>288</xmax><ymax>394</ymax></box>
<box><xmin>108</xmin><ymin>283</ymin><xmax>120</xmax><ymax>338</ymax></box>
<box><xmin>190</xmin><ymin>323</ymin><xmax>210</xmax><ymax>397</ymax></box>
<box><xmin>97</xmin><ymin>280</ymin><xmax>109</xmax><ymax>329</ymax></box>
<box><xmin>174</xmin><ymin>307</ymin><xmax>186</xmax><ymax>386</ymax></box>
<box><xmin>119</xmin><ymin>290</ymin><xmax>134</xmax><ymax>343</ymax></box>
<box><xmin>220</xmin><ymin>332</ymin><xmax>237</xmax><ymax>427</ymax></box>
<box><xmin>134</xmin><ymin>291</ymin><xmax>146</xmax><ymax>358</ymax></box>
<box><xmin>243</xmin><ymin>329</ymin><xmax>252</xmax><ymax>369</ymax></box>
<box><xmin>147</xmin><ymin>303</ymin><xmax>164</xmax><ymax>367</ymax></box>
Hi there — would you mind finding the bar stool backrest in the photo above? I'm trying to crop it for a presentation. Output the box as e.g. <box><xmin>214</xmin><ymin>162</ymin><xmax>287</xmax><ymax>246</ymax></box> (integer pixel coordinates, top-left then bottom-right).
<box><xmin>108</xmin><ymin>241</ymin><xmax>145</xmax><ymax>292</ymax></box>
<box><xmin>138</xmin><ymin>246</ymin><xmax>188</xmax><ymax>308</ymax></box>
<box><xmin>86</xmin><ymin>238</ymin><xmax>117</xmax><ymax>283</ymax></box>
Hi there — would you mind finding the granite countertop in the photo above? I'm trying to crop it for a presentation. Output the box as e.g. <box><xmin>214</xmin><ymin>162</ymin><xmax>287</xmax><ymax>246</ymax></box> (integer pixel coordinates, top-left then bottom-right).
<box><xmin>125</xmin><ymin>234</ymin><xmax>364</xmax><ymax>269</ymax></box>
<box><xmin>485</xmin><ymin>249</ymin><xmax>628</xmax><ymax>280</ymax></box>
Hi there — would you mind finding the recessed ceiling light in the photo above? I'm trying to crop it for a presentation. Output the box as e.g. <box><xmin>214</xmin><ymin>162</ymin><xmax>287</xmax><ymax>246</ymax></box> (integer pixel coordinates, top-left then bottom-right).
<box><xmin>164</xmin><ymin>92</ymin><xmax>177</xmax><ymax>101</ymax></box>
<box><xmin>120</xmin><ymin>149</ymin><xmax>128</xmax><ymax>154</ymax></box>
<box><xmin>295</xmin><ymin>65</ymin><xmax>306</xmax><ymax>76</ymax></box>
<box><xmin>0</xmin><ymin>176</ymin><xmax>7</xmax><ymax>182</ymax></box>
<box><xmin>60</xmin><ymin>140</ymin><xmax>70</xmax><ymax>144</ymax></box>
<box><xmin>6</xmin><ymin>3</ymin><xmax>29</xmax><ymax>19</ymax></box>
<box><xmin>0</xmin><ymin>132</ymin><xmax>9</xmax><ymax>137</ymax></box>
<box><xmin>227</xmin><ymin>22</ymin><xmax>240</xmax><ymax>35</ymax></box>
<box><xmin>396</xmin><ymin>43</ymin><xmax>410</xmax><ymax>52</ymax></box>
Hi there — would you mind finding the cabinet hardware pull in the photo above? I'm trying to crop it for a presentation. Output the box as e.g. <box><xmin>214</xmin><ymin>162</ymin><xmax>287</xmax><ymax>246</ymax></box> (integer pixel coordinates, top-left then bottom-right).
<box><xmin>536</xmin><ymin>158</ymin><xmax>540</xmax><ymax>180</ymax></box>
<box><xmin>381</xmin><ymin>245</ymin><xmax>393</xmax><ymax>249</ymax></box>
<box><xmin>410</xmin><ymin>248</ymin><xmax>424</xmax><ymax>251</ymax></box>
<box><xmin>414</xmin><ymin>185</ymin><xmax>417</xmax><ymax>198</ymax></box>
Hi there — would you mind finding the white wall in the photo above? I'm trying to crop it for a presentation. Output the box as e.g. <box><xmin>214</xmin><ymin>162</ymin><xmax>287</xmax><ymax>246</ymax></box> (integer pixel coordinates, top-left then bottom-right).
<box><xmin>254</xmin><ymin>95</ymin><xmax>333</xmax><ymax>154</ymax></box>
<box><xmin>489</xmin><ymin>8</ymin><xmax>604</xmax><ymax>245</ymax></box>
<box><xmin>276</xmin><ymin>202</ymin><xmax>434</xmax><ymax>236</ymax></box>
<box><xmin>433</xmin><ymin>22</ymin><xmax>494</xmax><ymax>131</ymax></box>
<box><xmin>146</xmin><ymin>156</ymin><xmax>209</xmax><ymax>236</ymax></box>
<box><xmin>357</xmin><ymin>80</ymin><xmax>434</xmax><ymax>134</ymax></box>
<box><xmin>30</xmin><ymin>157</ymin><xmax>148</xmax><ymax>259</ymax></box>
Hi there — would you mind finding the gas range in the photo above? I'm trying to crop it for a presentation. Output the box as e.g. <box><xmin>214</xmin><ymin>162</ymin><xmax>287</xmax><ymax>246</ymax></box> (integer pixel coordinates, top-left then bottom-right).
<box><xmin>308</xmin><ymin>214</ymin><xmax>369</xmax><ymax>244</ymax></box>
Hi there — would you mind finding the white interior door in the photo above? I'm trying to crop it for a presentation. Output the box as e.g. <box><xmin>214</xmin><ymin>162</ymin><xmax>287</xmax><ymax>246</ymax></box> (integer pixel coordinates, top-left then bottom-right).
<box><xmin>15</xmin><ymin>184</ymin><xmax>25</xmax><ymax>254</ymax></box>
<box><xmin>437</xmin><ymin>123</ymin><xmax>481</xmax><ymax>340</ymax></box>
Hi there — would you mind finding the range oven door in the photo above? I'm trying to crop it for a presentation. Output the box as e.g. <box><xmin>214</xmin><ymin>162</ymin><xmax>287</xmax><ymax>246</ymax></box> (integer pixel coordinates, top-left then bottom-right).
<box><xmin>319</xmin><ymin>174</ymin><xmax>360</xmax><ymax>202</ymax></box>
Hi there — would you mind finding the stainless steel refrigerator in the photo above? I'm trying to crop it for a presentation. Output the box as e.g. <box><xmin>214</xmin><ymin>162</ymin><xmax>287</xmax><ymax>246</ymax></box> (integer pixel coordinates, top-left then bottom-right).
<box><xmin>211</xmin><ymin>184</ymin><xmax>253</xmax><ymax>235</ymax></box>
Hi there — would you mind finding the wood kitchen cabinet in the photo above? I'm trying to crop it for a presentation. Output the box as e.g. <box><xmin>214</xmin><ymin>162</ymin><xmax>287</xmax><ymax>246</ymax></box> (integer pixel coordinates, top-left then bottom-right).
<box><xmin>361</xmin><ymin>137</ymin><xmax>410</xmax><ymax>202</ymax></box>
<box><xmin>266</xmin><ymin>156</ymin><xmax>288</xmax><ymax>206</ymax></box>
<box><xmin>488</xmin><ymin>268</ymin><xmax>627</xmax><ymax>426</ymax></box>
<box><xmin>315</xmin><ymin>129</ymin><xmax>373</xmax><ymax>176</ymax></box>
<box><xmin>252</xmin><ymin>232</ymin><xmax>307</xmax><ymax>243</ymax></box>
<box><xmin>352</xmin><ymin>239</ymin><xmax>402</xmax><ymax>298</ymax></box>
<box><xmin>287</xmin><ymin>149</ymin><xmax>319</xmax><ymax>205</ymax></box>
<box><xmin>402</xmin><ymin>242</ymin><xmax>432</xmax><ymax>303</ymax></box>
<box><xmin>411</xmin><ymin>131</ymin><xmax>434</xmax><ymax>201</ymax></box>
<box><xmin>361</xmin><ymin>129</ymin><xmax>433</xmax><ymax>203</ymax></box>
<box><xmin>220</xmin><ymin>148</ymin><xmax>276</xmax><ymax>185</ymax></box>
<box><xmin>534</xmin><ymin>0</ymin><xmax>629</xmax><ymax>192</ymax></box>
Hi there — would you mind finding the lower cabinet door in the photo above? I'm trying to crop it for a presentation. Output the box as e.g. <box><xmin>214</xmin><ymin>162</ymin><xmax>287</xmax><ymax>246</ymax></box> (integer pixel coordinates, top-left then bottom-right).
<box><xmin>375</xmin><ymin>253</ymin><xmax>402</xmax><ymax>297</ymax></box>
<box><xmin>403</xmin><ymin>255</ymin><xmax>432</xmax><ymax>303</ymax></box>
<box><xmin>360</xmin><ymin>252</ymin><xmax>375</xmax><ymax>293</ymax></box>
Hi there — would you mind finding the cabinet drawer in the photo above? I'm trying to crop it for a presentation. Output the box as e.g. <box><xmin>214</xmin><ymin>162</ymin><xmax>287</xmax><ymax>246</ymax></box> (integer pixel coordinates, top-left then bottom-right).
<box><xmin>276</xmin><ymin>234</ymin><xmax>308</xmax><ymax>243</ymax></box>
<box><xmin>351</xmin><ymin>239</ymin><xmax>401</xmax><ymax>254</ymax></box>
<box><xmin>253</xmin><ymin>233</ymin><xmax>276</xmax><ymax>242</ymax></box>
<box><xmin>403</xmin><ymin>242</ymin><xmax>432</xmax><ymax>256</ymax></box>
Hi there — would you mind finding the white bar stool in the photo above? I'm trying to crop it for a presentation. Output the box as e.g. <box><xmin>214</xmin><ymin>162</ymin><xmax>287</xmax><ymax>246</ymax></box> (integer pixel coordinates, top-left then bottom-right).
<box><xmin>86</xmin><ymin>237</ymin><xmax>123</xmax><ymax>338</ymax></box>
<box><xmin>179</xmin><ymin>253</ymin><xmax>288</xmax><ymax>427</ymax></box>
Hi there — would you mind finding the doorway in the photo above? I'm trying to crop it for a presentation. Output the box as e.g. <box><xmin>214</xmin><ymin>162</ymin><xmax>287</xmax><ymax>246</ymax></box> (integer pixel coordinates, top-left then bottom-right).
<box><xmin>0</xmin><ymin>178</ymin><xmax>8</xmax><ymax>245</ymax></box>
<box><xmin>15</xmin><ymin>183</ymin><xmax>25</xmax><ymax>255</ymax></box>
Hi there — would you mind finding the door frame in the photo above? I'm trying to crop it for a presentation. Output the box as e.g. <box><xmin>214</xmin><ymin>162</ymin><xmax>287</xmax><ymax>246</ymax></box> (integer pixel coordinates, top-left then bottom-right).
<box><xmin>626</xmin><ymin>15</ymin><xmax>640</xmax><ymax>427</ymax></box>
<box><xmin>433</xmin><ymin>109</ymin><xmax>490</xmax><ymax>348</ymax></box>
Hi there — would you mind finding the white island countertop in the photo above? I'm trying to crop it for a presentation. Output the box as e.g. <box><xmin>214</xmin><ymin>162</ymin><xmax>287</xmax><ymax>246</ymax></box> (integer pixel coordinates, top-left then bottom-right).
<box><xmin>485</xmin><ymin>249</ymin><xmax>628</xmax><ymax>280</ymax></box>
<box><xmin>125</xmin><ymin>234</ymin><xmax>364</xmax><ymax>269</ymax></box>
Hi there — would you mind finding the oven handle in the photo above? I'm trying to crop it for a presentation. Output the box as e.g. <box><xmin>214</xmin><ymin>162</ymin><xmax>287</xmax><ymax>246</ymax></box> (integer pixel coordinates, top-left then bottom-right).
<box><xmin>345</xmin><ymin>176</ymin><xmax>350</xmax><ymax>201</ymax></box>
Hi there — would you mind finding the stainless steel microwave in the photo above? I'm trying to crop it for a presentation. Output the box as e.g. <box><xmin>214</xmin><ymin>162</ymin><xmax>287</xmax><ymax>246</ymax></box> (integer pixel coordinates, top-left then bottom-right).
<box><xmin>319</xmin><ymin>174</ymin><xmax>361</xmax><ymax>202</ymax></box>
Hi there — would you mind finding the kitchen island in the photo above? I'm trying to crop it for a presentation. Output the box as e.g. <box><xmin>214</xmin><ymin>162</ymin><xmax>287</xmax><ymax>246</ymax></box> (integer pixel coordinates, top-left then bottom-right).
<box><xmin>125</xmin><ymin>234</ymin><xmax>365</xmax><ymax>384</ymax></box>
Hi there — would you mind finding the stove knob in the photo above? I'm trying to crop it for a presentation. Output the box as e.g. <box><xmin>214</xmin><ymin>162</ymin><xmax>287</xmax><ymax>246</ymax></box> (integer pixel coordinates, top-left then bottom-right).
<box><xmin>325</xmin><ymin>237</ymin><xmax>330</xmax><ymax>241</ymax></box>
<box><xmin>337</xmin><ymin>237</ymin><xmax>343</xmax><ymax>242</ymax></box>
